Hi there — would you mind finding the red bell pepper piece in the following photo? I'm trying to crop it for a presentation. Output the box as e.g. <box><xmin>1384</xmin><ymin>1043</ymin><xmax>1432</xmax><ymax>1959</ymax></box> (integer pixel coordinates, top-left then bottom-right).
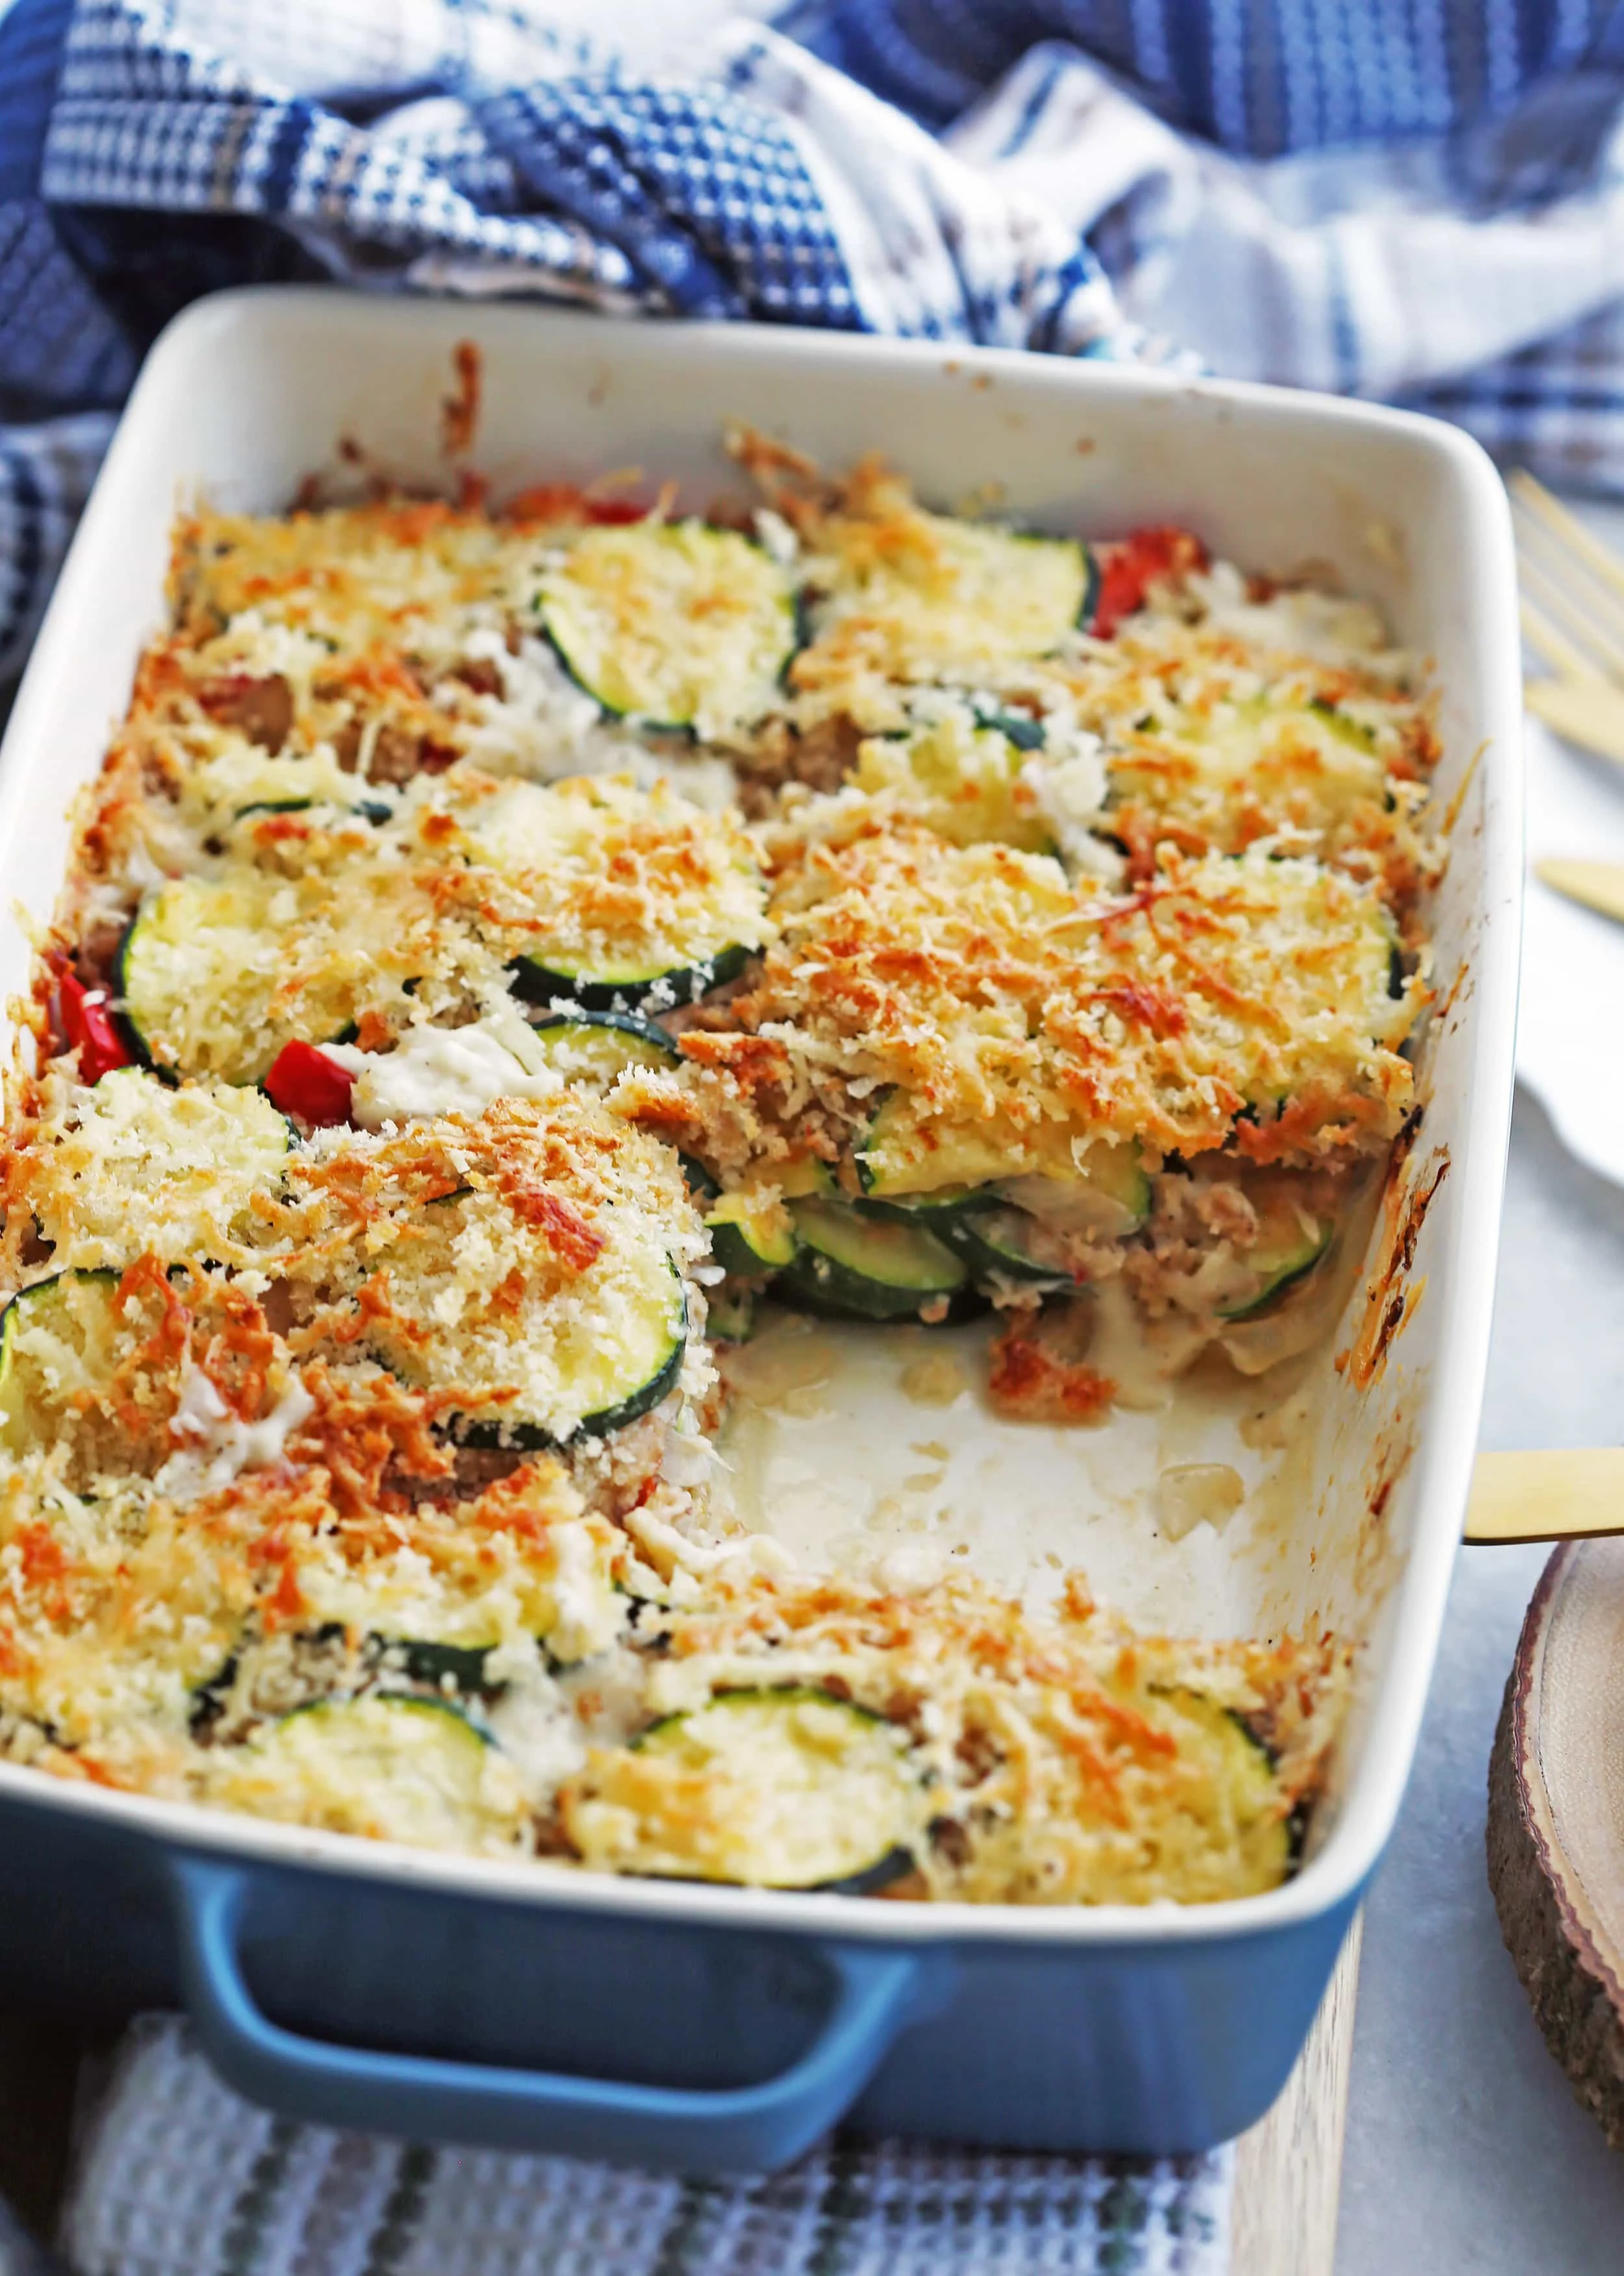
<box><xmin>58</xmin><ymin>970</ymin><xmax>133</xmax><ymax>1084</ymax></box>
<box><xmin>583</xmin><ymin>498</ymin><xmax>650</xmax><ymax>526</ymax></box>
<box><xmin>263</xmin><ymin>1040</ymin><xmax>355</xmax><ymax>1128</ymax></box>
<box><xmin>1091</xmin><ymin>526</ymin><xmax>1208</xmax><ymax>639</ymax></box>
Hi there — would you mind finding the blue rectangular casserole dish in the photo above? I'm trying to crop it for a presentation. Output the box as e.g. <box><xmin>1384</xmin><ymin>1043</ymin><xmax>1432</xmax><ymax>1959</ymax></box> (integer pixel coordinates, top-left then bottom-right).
<box><xmin>0</xmin><ymin>287</ymin><xmax>1521</xmax><ymax>2171</ymax></box>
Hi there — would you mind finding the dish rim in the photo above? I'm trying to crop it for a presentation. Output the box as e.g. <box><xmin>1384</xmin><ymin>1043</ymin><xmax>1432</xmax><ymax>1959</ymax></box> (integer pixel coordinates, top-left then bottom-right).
<box><xmin>0</xmin><ymin>284</ymin><xmax>1525</xmax><ymax>1952</ymax></box>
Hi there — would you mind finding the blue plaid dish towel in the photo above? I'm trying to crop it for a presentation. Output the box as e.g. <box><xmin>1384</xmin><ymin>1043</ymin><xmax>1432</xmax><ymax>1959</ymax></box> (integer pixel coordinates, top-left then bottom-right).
<box><xmin>7</xmin><ymin>0</ymin><xmax>1624</xmax><ymax>684</ymax></box>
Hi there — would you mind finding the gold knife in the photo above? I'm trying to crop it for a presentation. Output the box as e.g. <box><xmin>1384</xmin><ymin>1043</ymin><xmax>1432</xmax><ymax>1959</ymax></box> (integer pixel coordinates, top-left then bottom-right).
<box><xmin>1465</xmin><ymin>1449</ymin><xmax>1624</xmax><ymax>1543</ymax></box>
<box><xmin>1536</xmin><ymin>856</ymin><xmax>1624</xmax><ymax>925</ymax></box>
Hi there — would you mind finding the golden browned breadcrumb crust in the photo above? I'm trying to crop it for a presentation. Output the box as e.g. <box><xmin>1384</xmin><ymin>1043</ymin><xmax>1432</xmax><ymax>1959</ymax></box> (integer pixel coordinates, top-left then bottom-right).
<box><xmin>0</xmin><ymin>437</ymin><xmax>1422</xmax><ymax>1899</ymax></box>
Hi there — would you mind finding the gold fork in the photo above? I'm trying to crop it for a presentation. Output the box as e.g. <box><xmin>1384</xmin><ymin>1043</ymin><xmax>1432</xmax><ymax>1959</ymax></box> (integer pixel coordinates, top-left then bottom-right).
<box><xmin>1513</xmin><ymin>470</ymin><xmax>1624</xmax><ymax>765</ymax></box>
<box><xmin>1510</xmin><ymin>472</ymin><xmax>1624</xmax><ymax>918</ymax></box>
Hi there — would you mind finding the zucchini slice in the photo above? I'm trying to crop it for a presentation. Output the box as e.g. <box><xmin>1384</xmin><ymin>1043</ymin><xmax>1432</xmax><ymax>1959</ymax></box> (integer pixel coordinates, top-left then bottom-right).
<box><xmin>704</xmin><ymin>1188</ymin><xmax>798</xmax><ymax>1277</ymax></box>
<box><xmin>527</xmin><ymin>1011</ymin><xmax>680</xmax><ymax>1090</ymax></box>
<box><xmin>563</xmin><ymin>1687</ymin><xmax>921</xmax><ymax>1889</ymax></box>
<box><xmin>118</xmin><ymin>875</ymin><xmax>364</xmax><ymax>1084</ymax></box>
<box><xmin>945</xmin><ymin>1205</ymin><xmax>1068</xmax><ymax>1285</ymax></box>
<box><xmin>1217</xmin><ymin>1185</ymin><xmax>1334</xmax><ymax>1320</ymax></box>
<box><xmin>784</xmin><ymin>1196</ymin><xmax>967</xmax><ymax>1322</ymax></box>
<box><xmin>27</xmin><ymin>1066</ymin><xmax>293</xmax><ymax>1270</ymax></box>
<box><xmin>1106</xmin><ymin>691</ymin><xmax>1390</xmax><ymax>858</ymax></box>
<box><xmin>459</xmin><ymin>780</ymin><xmax>768</xmax><ymax>1015</ymax></box>
<box><xmin>856</xmin><ymin>1183</ymin><xmax>982</xmax><ymax>1227</ymax></box>
<box><xmin>706</xmin><ymin>1283</ymin><xmax>757</xmax><ymax>1342</ymax></box>
<box><xmin>511</xmin><ymin>942</ymin><xmax>753</xmax><ymax>1018</ymax></box>
<box><xmin>1156</xmin><ymin>1691</ymin><xmax>1294</xmax><ymax>1891</ymax></box>
<box><xmin>806</xmin><ymin>518</ymin><xmax>1092</xmax><ymax>685</ymax></box>
<box><xmin>207</xmin><ymin>1694</ymin><xmax>530</xmax><ymax>1853</ymax></box>
<box><xmin>996</xmin><ymin>1152</ymin><xmax>1151</xmax><ymax>1241</ymax></box>
<box><xmin>178</xmin><ymin>745</ymin><xmax>362</xmax><ymax>834</ymax></box>
<box><xmin>346</xmin><ymin>1110</ymin><xmax>693</xmax><ymax>1448</ymax></box>
<box><xmin>427</xmin><ymin>1244</ymin><xmax>688</xmax><ymax>1449</ymax></box>
<box><xmin>852</xmin><ymin>710</ymin><xmax>1055</xmax><ymax>852</ymax></box>
<box><xmin>294</xmin><ymin>1509</ymin><xmax>626</xmax><ymax>1680</ymax></box>
<box><xmin>539</xmin><ymin>521</ymin><xmax>798</xmax><ymax>737</ymax></box>
<box><xmin>385</xmin><ymin>1641</ymin><xmax>498</xmax><ymax>1696</ymax></box>
<box><xmin>858</xmin><ymin>1095</ymin><xmax>1149</xmax><ymax>1235</ymax></box>
<box><xmin>0</xmin><ymin>1268</ymin><xmax>122</xmax><ymax>1457</ymax></box>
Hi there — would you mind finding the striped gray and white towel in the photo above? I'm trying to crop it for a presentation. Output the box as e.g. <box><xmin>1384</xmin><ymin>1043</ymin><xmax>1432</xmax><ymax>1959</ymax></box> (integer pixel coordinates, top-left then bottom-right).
<box><xmin>53</xmin><ymin>2016</ymin><xmax>1232</xmax><ymax>2276</ymax></box>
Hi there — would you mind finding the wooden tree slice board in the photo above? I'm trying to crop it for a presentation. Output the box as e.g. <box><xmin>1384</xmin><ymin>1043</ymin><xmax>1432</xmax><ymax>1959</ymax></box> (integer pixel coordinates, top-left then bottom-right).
<box><xmin>1489</xmin><ymin>1539</ymin><xmax>1624</xmax><ymax>2147</ymax></box>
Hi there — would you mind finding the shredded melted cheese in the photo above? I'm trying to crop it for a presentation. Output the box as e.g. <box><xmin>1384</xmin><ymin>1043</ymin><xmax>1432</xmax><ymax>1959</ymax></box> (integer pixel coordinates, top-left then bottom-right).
<box><xmin>0</xmin><ymin>441</ymin><xmax>1410</xmax><ymax>1900</ymax></box>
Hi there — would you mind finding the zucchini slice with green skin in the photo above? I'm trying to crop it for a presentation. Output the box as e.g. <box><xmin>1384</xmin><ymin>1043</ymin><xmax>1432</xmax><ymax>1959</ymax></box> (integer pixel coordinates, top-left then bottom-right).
<box><xmin>0</xmin><ymin>1268</ymin><xmax>121</xmax><ymax>1455</ymax></box>
<box><xmin>678</xmin><ymin>1153</ymin><xmax>720</xmax><ymax>1203</ymax></box>
<box><xmin>995</xmin><ymin>1153</ymin><xmax>1151</xmax><ymax>1241</ymax></box>
<box><xmin>1156</xmin><ymin>1691</ymin><xmax>1295</xmax><ymax>1889</ymax></box>
<box><xmin>783</xmin><ymin>1197</ymin><xmax>968</xmax><ymax>1322</ymax></box>
<box><xmin>527</xmin><ymin>1011</ymin><xmax>680</xmax><ymax>1089</ymax></box>
<box><xmin>463</xmin><ymin>777</ymin><xmax>768</xmax><ymax>1015</ymax></box>
<box><xmin>539</xmin><ymin>521</ymin><xmax>798</xmax><ymax>736</ymax></box>
<box><xmin>706</xmin><ymin>1283</ymin><xmax>757</xmax><ymax>1342</ymax></box>
<box><xmin>509</xmin><ymin>942</ymin><xmax>753</xmax><ymax>1017</ymax></box>
<box><xmin>379</xmin><ymin>1641</ymin><xmax>499</xmax><ymax>1696</ymax></box>
<box><xmin>809</xmin><ymin>522</ymin><xmax>1093</xmax><ymax>682</ymax></box>
<box><xmin>944</xmin><ymin>1205</ymin><xmax>1068</xmax><ymax>1286</ymax></box>
<box><xmin>449</xmin><ymin>1266</ymin><xmax>687</xmax><ymax>1448</ymax></box>
<box><xmin>705</xmin><ymin>1189</ymin><xmax>798</xmax><ymax>1277</ymax></box>
<box><xmin>852</xmin><ymin>712</ymin><xmax>1055</xmax><ymax>853</ymax></box>
<box><xmin>859</xmin><ymin>1094</ymin><xmax>1150</xmax><ymax>1235</ymax></box>
<box><xmin>1217</xmin><ymin>1202</ymin><xmax>1333</xmax><ymax>1321</ymax></box>
<box><xmin>209</xmin><ymin>1693</ymin><xmax>529</xmax><ymax>1852</ymax></box>
<box><xmin>29</xmin><ymin>1066</ymin><xmax>294</xmax><ymax>1270</ymax></box>
<box><xmin>855</xmin><ymin>1183</ymin><xmax>983</xmax><ymax>1227</ymax></box>
<box><xmin>118</xmin><ymin>876</ymin><xmax>362</xmax><ymax>1084</ymax></box>
<box><xmin>565</xmin><ymin>1687</ymin><xmax>921</xmax><ymax>1890</ymax></box>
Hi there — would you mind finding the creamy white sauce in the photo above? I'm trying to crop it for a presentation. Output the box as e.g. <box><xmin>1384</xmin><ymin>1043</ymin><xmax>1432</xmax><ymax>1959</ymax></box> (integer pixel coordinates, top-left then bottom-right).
<box><xmin>453</xmin><ymin>626</ymin><xmax>738</xmax><ymax>811</ymax></box>
<box><xmin>155</xmin><ymin>1368</ymin><xmax>314</xmax><ymax>1501</ymax></box>
<box><xmin>327</xmin><ymin>1018</ymin><xmax>561</xmax><ymax>1128</ymax></box>
<box><xmin>625</xmin><ymin>1500</ymin><xmax>796</xmax><ymax>1584</ymax></box>
<box><xmin>547</xmin><ymin>1520</ymin><xmax>616</xmax><ymax>1666</ymax></box>
<box><xmin>486</xmin><ymin>1663</ymin><xmax>590</xmax><ymax>1798</ymax></box>
<box><xmin>752</xmin><ymin>507</ymin><xmax>801</xmax><ymax>566</ymax></box>
<box><xmin>1189</xmin><ymin>560</ymin><xmax>1403</xmax><ymax>672</ymax></box>
<box><xmin>1019</xmin><ymin>734</ymin><xmax>1117</xmax><ymax>879</ymax></box>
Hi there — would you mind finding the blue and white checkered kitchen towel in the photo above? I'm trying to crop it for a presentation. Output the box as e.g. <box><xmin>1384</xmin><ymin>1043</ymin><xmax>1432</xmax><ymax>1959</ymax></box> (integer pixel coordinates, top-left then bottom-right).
<box><xmin>54</xmin><ymin>2015</ymin><xmax>1237</xmax><ymax>2276</ymax></box>
<box><xmin>10</xmin><ymin>0</ymin><xmax>1624</xmax><ymax>682</ymax></box>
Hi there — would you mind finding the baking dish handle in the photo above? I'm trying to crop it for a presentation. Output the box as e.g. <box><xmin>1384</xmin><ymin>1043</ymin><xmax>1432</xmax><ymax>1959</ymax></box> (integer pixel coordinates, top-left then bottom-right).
<box><xmin>169</xmin><ymin>1854</ymin><xmax>928</xmax><ymax>2173</ymax></box>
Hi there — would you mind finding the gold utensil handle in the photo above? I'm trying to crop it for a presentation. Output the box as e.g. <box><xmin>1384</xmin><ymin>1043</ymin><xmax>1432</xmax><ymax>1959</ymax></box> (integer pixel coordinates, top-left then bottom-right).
<box><xmin>1526</xmin><ymin>678</ymin><xmax>1624</xmax><ymax>765</ymax></box>
<box><xmin>1535</xmin><ymin>856</ymin><xmax>1624</xmax><ymax>925</ymax></box>
<box><xmin>1465</xmin><ymin>1449</ymin><xmax>1624</xmax><ymax>1544</ymax></box>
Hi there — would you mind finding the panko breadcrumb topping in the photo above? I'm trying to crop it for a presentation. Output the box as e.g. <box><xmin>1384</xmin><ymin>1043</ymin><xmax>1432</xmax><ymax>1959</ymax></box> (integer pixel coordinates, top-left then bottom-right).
<box><xmin>0</xmin><ymin>435</ymin><xmax>1430</xmax><ymax>1901</ymax></box>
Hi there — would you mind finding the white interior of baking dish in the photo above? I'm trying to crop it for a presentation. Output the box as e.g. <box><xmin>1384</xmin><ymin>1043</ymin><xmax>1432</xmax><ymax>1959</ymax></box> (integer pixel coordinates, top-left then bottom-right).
<box><xmin>0</xmin><ymin>290</ymin><xmax>1521</xmax><ymax>1937</ymax></box>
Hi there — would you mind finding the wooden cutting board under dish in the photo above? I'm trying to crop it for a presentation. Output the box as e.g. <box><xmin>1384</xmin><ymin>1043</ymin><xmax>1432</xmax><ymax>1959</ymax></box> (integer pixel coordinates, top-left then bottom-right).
<box><xmin>1232</xmin><ymin>1925</ymin><xmax>1363</xmax><ymax>2275</ymax></box>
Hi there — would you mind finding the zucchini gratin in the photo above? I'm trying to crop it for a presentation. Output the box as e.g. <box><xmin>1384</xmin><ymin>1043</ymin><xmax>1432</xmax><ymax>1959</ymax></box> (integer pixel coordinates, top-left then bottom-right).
<box><xmin>0</xmin><ymin>432</ymin><xmax>1438</xmax><ymax>1904</ymax></box>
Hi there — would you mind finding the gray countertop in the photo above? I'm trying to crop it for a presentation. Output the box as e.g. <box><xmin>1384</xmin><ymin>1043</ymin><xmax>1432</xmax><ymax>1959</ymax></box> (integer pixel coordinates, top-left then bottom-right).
<box><xmin>1337</xmin><ymin>1087</ymin><xmax>1624</xmax><ymax>2271</ymax></box>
